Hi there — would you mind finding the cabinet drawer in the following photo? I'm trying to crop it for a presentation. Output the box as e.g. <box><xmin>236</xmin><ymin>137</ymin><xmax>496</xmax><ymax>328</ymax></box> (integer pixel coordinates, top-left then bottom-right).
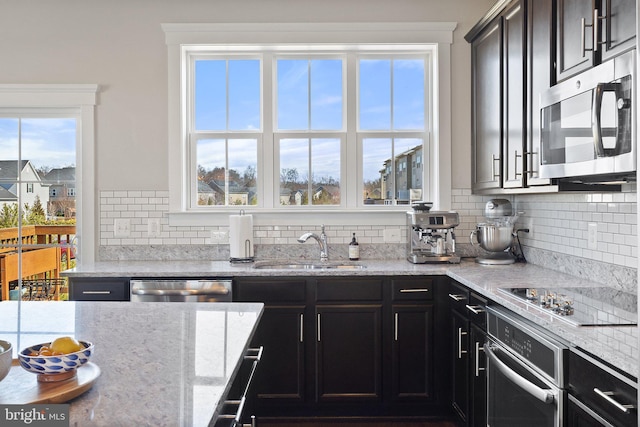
<box><xmin>448</xmin><ymin>281</ymin><xmax>470</xmax><ymax>312</ymax></box>
<box><xmin>392</xmin><ymin>277</ymin><xmax>434</xmax><ymax>301</ymax></box>
<box><xmin>569</xmin><ymin>349</ymin><xmax>638</xmax><ymax>427</ymax></box>
<box><xmin>467</xmin><ymin>292</ymin><xmax>487</xmax><ymax>329</ymax></box>
<box><xmin>69</xmin><ymin>278</ymin><xmax>129</xmax><ymax>301</ymax></box>
<box><xmin>316</xmin><ymin>278</ymin><xmax>382</xmax><ymax>301</ymax></box>
<box><xmin>234</xmin><ymin>278</ymin><xmax>306</xmax><ymax>302</ymax></box>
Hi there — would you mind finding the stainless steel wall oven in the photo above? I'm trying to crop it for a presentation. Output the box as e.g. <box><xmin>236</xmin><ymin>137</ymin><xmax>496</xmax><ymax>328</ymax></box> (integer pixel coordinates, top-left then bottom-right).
<box><xmin>485</xmin><ymin>306</ymin><xmax>569</xmax><ymax>427</ymax></box>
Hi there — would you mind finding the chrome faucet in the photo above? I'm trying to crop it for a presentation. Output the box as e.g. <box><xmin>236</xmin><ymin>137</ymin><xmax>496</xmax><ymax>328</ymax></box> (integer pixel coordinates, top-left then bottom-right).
<box><xmin>298</xmin><ymin>225</ymin><xmax>328</xmax><ymax>261</ymax></box>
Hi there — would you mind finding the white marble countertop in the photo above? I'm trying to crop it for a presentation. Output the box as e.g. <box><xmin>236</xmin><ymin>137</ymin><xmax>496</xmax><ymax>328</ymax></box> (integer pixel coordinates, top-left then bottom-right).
<box><xmin>63</xmin><ymin>259</ymin><xmax>639</xmax><ymax>378</ymax></box>
<box><xmin>0</xmin><ymin>301</ymin><xmax>264</xmax><ymax>427</ymax></box>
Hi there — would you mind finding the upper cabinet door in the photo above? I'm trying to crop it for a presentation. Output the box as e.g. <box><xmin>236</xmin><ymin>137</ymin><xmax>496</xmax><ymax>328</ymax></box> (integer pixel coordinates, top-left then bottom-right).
<box><xmin>556</xmin><ymin>0</ymin><xmax>597</xmax><ymax>82</ymax></box>
<box><xmin>502</xmin><ymin>0</ymin><xmax>526</xmax><ymax>189</ymax></box>
<box><xmin>471</xmin><ymin>19</ymin><xmax>503</xmax><ymax>193</ymax></box>
<box><xmin>601</xmin><ymin>0</ymin><xmax>636</xmax><ymax>61</ymax></box>
<box><xmin>527</xmin><ymin>0</ymin><xmax>554</xmax><ymax>186</ymax></box>
<box><xmin>557</xmin><ymin>0</ymin><xmax>635</xmax><ymax>81</ymax></box>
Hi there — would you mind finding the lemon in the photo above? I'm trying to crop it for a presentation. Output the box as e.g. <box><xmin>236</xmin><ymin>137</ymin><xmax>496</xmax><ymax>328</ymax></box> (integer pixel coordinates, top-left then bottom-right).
<box><xmin>50</xmin><ymin>337</ymin><xmax>83</xmax><ymax>354</ymax></box>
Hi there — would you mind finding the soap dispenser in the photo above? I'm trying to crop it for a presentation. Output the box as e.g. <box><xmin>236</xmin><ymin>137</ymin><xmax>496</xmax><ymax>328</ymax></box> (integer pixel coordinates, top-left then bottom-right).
<box><xmin>349</xmin><ymin>233</ymin><xmax>360</xmax><ymax>261</ymax></box>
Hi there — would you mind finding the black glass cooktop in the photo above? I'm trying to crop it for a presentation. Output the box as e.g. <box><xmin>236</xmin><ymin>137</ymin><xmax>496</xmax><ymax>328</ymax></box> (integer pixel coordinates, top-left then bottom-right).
<box><xmin>498</xmin><ymin>286</ymin><xmax>637</xmax><ymax>327</ymax></box>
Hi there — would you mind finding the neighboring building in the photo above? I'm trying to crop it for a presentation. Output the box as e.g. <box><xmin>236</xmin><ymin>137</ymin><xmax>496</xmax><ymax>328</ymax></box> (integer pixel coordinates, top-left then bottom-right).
<box><xmin>197</xmin><ymin>180</ymin><xmax>216</xmax><ymax>205</ymax></box>
<box><xmin>0</xmin><ymin>160</ymin><xmax>49</xmax><ymax>211</ymax></box>
<box><xmin>42</xmin><ymin>166</ymin><xmax>76</xmax><ymax>217</ymax></box>
<box><xmin>380</xmin><ymin>145</ymin><xmax>422</xmax><ymax>205</ymax></box>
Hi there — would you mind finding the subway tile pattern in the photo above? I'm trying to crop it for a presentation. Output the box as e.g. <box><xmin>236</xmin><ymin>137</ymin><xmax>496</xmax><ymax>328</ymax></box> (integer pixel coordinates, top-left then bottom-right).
<box><xmin>451</xmin><ymin>187</ymin><xmax>638</xmax><ymax>269</ymax></box>
<box><xmin>99</xmin><ymin>188</ymin><xmax>637</xmax><ymax>289</ymax></box>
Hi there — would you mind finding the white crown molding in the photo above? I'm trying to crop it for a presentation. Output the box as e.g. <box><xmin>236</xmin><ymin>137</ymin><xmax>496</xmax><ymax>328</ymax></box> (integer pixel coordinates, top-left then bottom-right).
<box><xmin>162</xmin><ymin>22</ymin><xmax>457</xmax><ymax>46</ymax></box>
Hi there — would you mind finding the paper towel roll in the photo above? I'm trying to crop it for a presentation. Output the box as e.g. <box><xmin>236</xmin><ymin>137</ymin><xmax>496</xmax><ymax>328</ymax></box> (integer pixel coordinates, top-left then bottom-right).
<box><xmin>229</xmin><ymin>214</ymin><xmax>254</xmax><ymax>260</ymax></box>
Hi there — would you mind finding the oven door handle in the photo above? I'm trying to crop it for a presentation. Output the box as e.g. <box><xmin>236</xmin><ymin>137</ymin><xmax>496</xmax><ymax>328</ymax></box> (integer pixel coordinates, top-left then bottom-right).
<box><xmin>485</xmin><ymin>343</ymin><xmax>556</xmax><ymax>404</ymax></box>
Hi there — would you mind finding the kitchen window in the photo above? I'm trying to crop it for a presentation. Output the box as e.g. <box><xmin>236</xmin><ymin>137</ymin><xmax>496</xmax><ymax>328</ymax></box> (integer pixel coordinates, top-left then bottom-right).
<box><xmin>164</xmin><ymin>23</ymin><xmax>456</xmax><ymax>225</ymax></box>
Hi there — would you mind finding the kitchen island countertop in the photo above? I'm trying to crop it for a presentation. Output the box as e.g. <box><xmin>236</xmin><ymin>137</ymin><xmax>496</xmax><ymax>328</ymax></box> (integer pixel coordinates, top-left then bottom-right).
<box><xmin>0</xmin><ymin>301</ymin><xmax>264</xmax><ymax>426</ymax></box>
<box><xmin>64</xmin><ymin>259</ymin><xmax>638</xmax><ymax>379</ymax></box>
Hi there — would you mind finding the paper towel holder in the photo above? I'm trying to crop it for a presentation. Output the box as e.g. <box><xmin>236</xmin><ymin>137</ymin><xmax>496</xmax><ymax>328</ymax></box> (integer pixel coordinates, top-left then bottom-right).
<box><xmin>229</xmin><ymin>210</ymin><xmax>255</xmax><ymax>264</ymax></box>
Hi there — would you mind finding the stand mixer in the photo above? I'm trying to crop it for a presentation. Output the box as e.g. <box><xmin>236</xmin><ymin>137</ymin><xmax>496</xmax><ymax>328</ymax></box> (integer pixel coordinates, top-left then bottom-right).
<box><xmin>407</xmin><ymin>205</ymin><xmax>461</xmax><ymax>264</ymax></box>
<box><xmin>470</xmin><ymin>199</ymin><xmax>520</xmax><ymax>265</ymax></box>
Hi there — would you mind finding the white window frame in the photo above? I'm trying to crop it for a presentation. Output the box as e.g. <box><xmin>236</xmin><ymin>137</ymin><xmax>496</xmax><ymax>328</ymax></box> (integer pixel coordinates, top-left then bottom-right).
<box><xmin>163</xmin><ymin>22</ymin><xmax>456</xmax><ymax>227</ymax></box>
<box><xmin>0</xmin><ymin>84</ymin><xmax>98</xmax><ymax>263</ymax></box>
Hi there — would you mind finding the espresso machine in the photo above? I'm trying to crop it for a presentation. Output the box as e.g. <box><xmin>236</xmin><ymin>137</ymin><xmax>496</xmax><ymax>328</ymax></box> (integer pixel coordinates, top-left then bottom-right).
<box><xmin>407</xmin><ymin>206</ymin><xmax>460</xmax><ymax>264</ymax></box>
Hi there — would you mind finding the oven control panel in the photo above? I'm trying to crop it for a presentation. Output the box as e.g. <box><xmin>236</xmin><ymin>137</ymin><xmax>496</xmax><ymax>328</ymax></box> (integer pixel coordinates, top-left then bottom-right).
<box><xmin>487</xmin><ymin>306</ymin><xmax>568</xmax><ymax>386</ymax></box>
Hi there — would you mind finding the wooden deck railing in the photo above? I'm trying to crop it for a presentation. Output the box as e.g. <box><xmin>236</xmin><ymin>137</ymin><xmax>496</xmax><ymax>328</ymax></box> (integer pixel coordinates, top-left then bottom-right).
<box><xmin>0</xmin><ymin>225</ymin><xmax>76</xmax><ymax>301</ymax></box>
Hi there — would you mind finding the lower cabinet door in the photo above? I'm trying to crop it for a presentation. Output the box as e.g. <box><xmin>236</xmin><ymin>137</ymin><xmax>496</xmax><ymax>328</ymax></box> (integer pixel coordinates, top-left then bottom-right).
<box><xmin>470</xmin><ymin>323</ymin><xmax>487</xmax><ymax>427</ymax></box>
<box><xmin>451</xmin><ymin>309</ymin><xmax>469</xmax><ymax>422</ymax></box>
<box><xmin>251</xmin><ymin>305</ymin><xmax>305</xmax><ymax>403</ymax></box>
<box><xmin>391</xmin><ymin>304</ymin><xmax>434</xmax><ymax>401</ymax></box>
<box><xmin>315</xmin><ymin>304</ymin><xmax>382</xmax><ymax>402</ymax></box>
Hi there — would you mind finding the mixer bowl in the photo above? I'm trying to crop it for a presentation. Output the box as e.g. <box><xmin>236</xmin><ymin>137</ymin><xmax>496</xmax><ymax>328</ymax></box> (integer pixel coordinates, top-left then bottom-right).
<box><xmin>470</xmin><ymin>223</ymin><xmax>513</xmax><ymax>252</ymax></box>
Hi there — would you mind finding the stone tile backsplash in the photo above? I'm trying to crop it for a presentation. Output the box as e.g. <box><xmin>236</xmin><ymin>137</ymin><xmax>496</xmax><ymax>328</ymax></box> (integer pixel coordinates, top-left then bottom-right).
<box><xmin>99</xmin><ymin>188</ymin><xmax>637</xmax><ymax>291</ymax></box>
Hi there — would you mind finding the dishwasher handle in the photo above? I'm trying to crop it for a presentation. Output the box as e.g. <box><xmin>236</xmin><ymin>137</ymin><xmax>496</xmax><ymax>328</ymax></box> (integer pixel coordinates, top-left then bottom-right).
<box><xmin>131</xmin><ymin>287</ymin><xmax>230</xmax><ymax>296</ymax></box>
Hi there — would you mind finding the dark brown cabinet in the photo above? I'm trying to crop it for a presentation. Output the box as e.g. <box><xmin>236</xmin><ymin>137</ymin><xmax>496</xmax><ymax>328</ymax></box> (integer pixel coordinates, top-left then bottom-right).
<box><xmin>557</xmin><ymin>0</ymin><xmax>636</xmax><ymax>82</ymax></box>
<box><xmin>233</xmin><ymin>278</ymin><xmax>307</xmax><ymax>415</ymax></box>
<box><xmin>568</xmin><ymin>348</ymin><xmax>638</xmax><ymax>427</ymax></box>
<box><xmin>316</xmin><ymin>305</ymin><xmax>382</xmax><ymax>402</ymax></box>
<box><xmin>235</xmin><ymin>275</ymin><xmax>449</xmax><ymax>420</ymax></box>
<box><xmin>449</xmin><ymin>281</ymin><xmax>488</xmax><ymax>427</ymax></box>
<box><xmin>69</xmin><ymin>277</ymin><xmax>130</xmax><ymax>301</ymax></box>
<box><xmin>315</xmin><ymin>277</ymin><xmax>383</xmax><ymax>404</ymax></box>
<box><xmin>526</xmin><ymin>0</ymin><xmax>554</xmax><ymax>186</ymax></box>
<box><xmin>390</xmin><ymin>277</ymin><xmax>435</xmax><ymax>403</ymax></box>
<box><xmin>502</xmin><ymin>0</ymin><xmax>526</xmax><ymax>189</ymax></box>
<box><xmin>468</xmin><ymin>0</ymin><xmax>555</xmax><ymax>193</ymax></box>
<box><xmin>470</xmin><ymin>18</ymin><xmax>503</xmax><ymax>193</ymax></box>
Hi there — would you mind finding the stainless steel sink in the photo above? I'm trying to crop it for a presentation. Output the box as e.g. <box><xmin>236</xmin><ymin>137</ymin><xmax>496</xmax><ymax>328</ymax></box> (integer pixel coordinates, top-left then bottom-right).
<box><xmin>252</xmin><ymin>261</ymin><xmax>366</xmax><ymax>270</ymax></box>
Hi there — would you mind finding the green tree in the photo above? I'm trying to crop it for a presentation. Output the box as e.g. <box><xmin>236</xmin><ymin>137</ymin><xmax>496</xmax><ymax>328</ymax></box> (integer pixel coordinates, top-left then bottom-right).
<box><xmin>0</xmin><ymin>204</ymin><xmax>20</xmax><ymax>228</ymax></box>
<box><xmin>25</xmin><ymin>196</ymin><xmax>46</xmax><ymax>224</ymax></box>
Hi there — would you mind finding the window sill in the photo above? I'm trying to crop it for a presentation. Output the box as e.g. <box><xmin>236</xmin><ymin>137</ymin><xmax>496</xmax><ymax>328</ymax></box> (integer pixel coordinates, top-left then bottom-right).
<box><xmin>168</xmin><ymin>209</ymin><xmax>411</xmax><ymax>227</ymax></box>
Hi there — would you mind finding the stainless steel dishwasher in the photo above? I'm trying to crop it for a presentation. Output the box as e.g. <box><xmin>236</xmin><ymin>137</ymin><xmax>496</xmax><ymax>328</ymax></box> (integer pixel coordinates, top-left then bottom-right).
<box><xmin>130</xmin><ymin>279</ymin><xmax>232</xmax><ymax>302</ymax></box>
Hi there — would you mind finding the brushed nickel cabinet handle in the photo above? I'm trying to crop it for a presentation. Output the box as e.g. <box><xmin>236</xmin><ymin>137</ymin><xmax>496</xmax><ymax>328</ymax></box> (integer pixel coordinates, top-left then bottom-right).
<box><xmin>465</xmin><ymin>304</ymin><xmax>485</xmax><ymax>315</ymax></box>
<box><xmin>475</xmin><ymin>341</ymin><xmax>485</xmax><ymax>377</ymax></box>
<box><xmin>300</xmin><ymin>314</ymin><xmax>304</xmax><ymax>343</ymax></box>
<box><xmin>594</xmin><ymin>388</ymin><xmax>636</xmax><ymax>413</ymax></box>
<box><xmin>82</xmin><ymin>290</ymin><xmax>111</xmax><ymax>295</ymax></box>
<box><xmin>448</xmin><ymin>293</ymin><xmax>465</xmax><ymax>302</ymax></box>
<box><xmin>400</xmin><ymin>288</ymin><xmax>430</xmax><ymax>293</ymax></box>
<box><xmin>458</xmin><ymin>327</ymin><xmax>468</xmax><ymax>359</ymax></box>
<box><xmin>394</xmin><ymin>312</ymin><xmax>399</xmax><ymax>341</ymax></box>
<box><xmin>317</xmin><ymin>313</ymin><xmax>321</xmax><ymax>342</ymax></box>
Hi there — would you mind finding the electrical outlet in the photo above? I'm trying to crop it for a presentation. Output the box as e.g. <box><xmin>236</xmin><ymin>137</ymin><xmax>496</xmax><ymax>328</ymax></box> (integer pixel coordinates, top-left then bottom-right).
<box><xmin>147</xmin><ymin>218</ymin><xmax>161</xmax><ymax>237</ymax></box>
<box><xmin>525</xmin><ymin>219</ymin><xmax>533</xmax><ymax>240</ymax></box>
<box><xmin>114</xmin><ymin>218</ymin><xmax>131</xmax><ymax>238</ymax></box>
<box><xmin>383</xmin><ymin>228</ymin><xmax>401</xmax><ymax>243</ymax></box>
<box><xmin>587</xmin><ymin>223</ymin><xmax>598</xmax><ymax>250</ymax></box>
<box><xmin>210</xmin><ymin>230</ymin><xmax>229</xmax><ymax>244</ymax></box>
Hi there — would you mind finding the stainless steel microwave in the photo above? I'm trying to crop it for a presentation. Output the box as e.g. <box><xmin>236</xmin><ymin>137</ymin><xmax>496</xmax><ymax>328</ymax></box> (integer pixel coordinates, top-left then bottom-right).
<box><xmin>540</xmin><ymin>49</ymin><xmax>636</xmax><ymax>181</ymax></box>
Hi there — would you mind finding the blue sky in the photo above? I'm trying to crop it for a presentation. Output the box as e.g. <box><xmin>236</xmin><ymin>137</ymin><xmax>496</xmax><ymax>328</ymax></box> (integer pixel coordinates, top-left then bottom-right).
<box><xmin>194</xmin><ymin>57</ymin><xmax>426</xmax><ymax>183</ymax></box>
<box><xmin>0</xmin><ymin>118</ymin><xmax>77</xmax><ymax>172</ymax></box>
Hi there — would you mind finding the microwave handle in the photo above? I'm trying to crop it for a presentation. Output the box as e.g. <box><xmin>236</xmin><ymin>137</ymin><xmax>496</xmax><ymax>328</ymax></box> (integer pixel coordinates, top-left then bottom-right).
<box><xmin>592</xmin><ymin>82</ymin><xmax>622</xmax><ymax>157</ymax></box>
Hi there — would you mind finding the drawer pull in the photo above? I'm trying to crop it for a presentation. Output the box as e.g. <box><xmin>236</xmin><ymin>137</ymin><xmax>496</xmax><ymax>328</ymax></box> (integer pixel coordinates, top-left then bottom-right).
<box><xmin>300</xmin><ymin>314</ymin><xmax>304</xmax><ymax>343</ymax></box>
<box><xmin>457</xmin><ymin>327</ymin><xmax>467</xmax><ymax>358</ymax></box>
<box><xmin>465</xmin><ymin>304</ymin><xmax>485</xmax><ymax>315</ymax></box>
<box><xmin>448</xmin><ymin>293</ymin><xmax>466</xmax><ymax>302</ymax></box>
<box><xmin>82</xmin><ymin>290</ymin><xmax>111</xmax><ymax>295</ymax></box>
<box><xmin>594</xmin><ymin>388</ymin><xmax>636</xmax><ymax>414</ymax></box>
<box><xmin>400</xmin><ymin>288</ymin><xmax>430</xmax><ymax>293</ymax></box>
<box><xmin>475</xmin><ymin>341</ymin><xmax>485</xmax><ymax>377</ymax></box>
<box><xmin>243</xmin><ymin>346</ymin><xmax>263</xmax><ymax>361</ymax></box>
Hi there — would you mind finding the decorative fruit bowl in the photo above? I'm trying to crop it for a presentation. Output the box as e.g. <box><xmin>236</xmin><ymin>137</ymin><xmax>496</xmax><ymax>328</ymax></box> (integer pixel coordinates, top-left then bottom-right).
<box><xmin>18</xmin><ymin>339</ymin><xmax>94</xmax><ymax>382</ymax></box>
<box><xmin>0</xmin><ymin>340</ymin><xmax>11</xmax><ymax>382</ymax></box>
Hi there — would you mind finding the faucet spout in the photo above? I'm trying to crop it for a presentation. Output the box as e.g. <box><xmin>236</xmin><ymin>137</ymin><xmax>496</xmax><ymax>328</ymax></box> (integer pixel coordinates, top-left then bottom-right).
<box><xmin>298</xmin><ymin>226</ymin><xmax>328</xmax><ymax>261</ymax></box>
